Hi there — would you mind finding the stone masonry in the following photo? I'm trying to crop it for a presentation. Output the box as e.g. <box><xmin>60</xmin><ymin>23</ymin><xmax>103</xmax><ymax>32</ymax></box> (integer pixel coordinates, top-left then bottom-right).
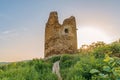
<box><xmin>45</xmin><ymin>11</ymin><xmax>77</xmax><ymax>57</ymax></box>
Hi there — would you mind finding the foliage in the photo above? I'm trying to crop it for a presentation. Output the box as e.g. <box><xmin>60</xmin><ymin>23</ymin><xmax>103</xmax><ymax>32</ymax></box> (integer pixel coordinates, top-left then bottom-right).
<box><xmin>0</xmin><ymin>59</ymin><xmax>57</xmax><ymax>80</ymax></box>
<box><xmin>79</xmin><ymin>41</ymin><xmax>106</xmax><ymax>54</ymax></box>
<box><xmin>0</xmin><ymin>41</ymin><xmax>120</xmax><ymax>80</ymax></box>
<box><xmin>110</xmin><ymin>42</ymin><xmax>120</xmax><ymax>53</ymax></box>
<box><xmin>46</xmin><ymin>55</ymin><xmax>61</xmax><ymax>63</ymax></box>
<box><xmin>110</xmin><ymin>42</ymin><xmax>120</xmax><ymax>57</ymax></box>
<box><xmin>90</xmin><ymin>53</ymin><xmax>120</xmax><ymax>80</ymax></box>
<box><xmin>92</xmin><ymin>45</ymin><xmax>110</xmax><ymax>58</ymax></box>
<box><xmin>79</xmin><ymin>41</ymin><xmax>120</xmax><ymax>58</ymax></box>
<box><xmin>60</xmin><ymin>54</ymin><xmax>80</xmax><ymax>69</ymax></box>
<box><xmin>59</xmin><ymin>41</ymin><xmax>120</xmax><ymax>80</ymax></box>
<box><xmin>60</xmin><ymin>54</ymin><xmax>103</xmax><ymax>80</ymax></box>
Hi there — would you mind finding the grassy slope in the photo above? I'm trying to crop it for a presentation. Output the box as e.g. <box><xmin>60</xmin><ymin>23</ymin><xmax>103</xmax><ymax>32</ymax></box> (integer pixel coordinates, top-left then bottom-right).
<box><xmin>0</xmin><ymin>41</ymin><xmax>120</xmax><ymax>80</ymax></box>
<box><xmin>0</xmin><ymin>59</ymin><xmax>57</xmax><ymax>80</ymax></box>
<box><xmin>0</xmin><ymin>53</ymin><xmax>120</xmax><ymax>80</ymax></box>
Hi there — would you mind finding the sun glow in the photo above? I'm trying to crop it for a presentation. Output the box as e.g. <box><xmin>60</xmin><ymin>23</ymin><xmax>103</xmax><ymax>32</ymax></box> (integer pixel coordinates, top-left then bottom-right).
<box><xmin>77</xmin><ymin>26</ymin><xmax>111</xmax><ymax>48</ymax></box>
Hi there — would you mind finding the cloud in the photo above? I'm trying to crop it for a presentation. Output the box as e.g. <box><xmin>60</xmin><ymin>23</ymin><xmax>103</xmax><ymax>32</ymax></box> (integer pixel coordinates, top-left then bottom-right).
<box><xmin>1</xmin><ymin>29</ymin><xmax>19</xmax><ymax>34</ymax></box>
<box><xmin>2</xmin><ymin>30</ymin><xmax>12</xmax><ymax>34</ymax></box>
<box><xmin>0</xmin><ymin>29</ymin><xmax>18</xmax><ymax>40</ymax></box>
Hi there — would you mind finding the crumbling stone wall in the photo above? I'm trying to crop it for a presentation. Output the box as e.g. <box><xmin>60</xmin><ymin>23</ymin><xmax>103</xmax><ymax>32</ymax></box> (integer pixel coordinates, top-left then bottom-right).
<box><xmin>45</xmin><ymin>11</ymin><xmax>77</xmax><ymax>57</ymax></box>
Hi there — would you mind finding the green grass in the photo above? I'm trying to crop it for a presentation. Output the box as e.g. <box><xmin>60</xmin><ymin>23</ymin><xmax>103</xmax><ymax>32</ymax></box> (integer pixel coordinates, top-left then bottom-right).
<box><xmin>0</xmin><ymin>41</ymin><xmax>120</xmax><ymax>80</ymax></box>
<box><xmin>0</xmin><ymin>59</ymin><xmax>57</xmax><ymax>80</ymax></box>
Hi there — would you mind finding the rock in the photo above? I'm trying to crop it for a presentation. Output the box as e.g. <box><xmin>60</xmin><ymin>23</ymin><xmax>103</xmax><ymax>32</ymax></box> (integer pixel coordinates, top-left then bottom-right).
<box><xmin>52</xmin><ymin>61</ymin><xmax>62</xmax><ymax>80</ymax></box>
<box><xmin>45</xmin><ymin>11</ymin><xmax>77</xmax><ymax>57</ymax></box>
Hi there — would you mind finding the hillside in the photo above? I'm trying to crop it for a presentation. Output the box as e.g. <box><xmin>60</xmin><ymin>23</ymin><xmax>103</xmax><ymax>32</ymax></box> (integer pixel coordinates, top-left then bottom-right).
<box><xmin>0</xmin><ymin>41</ymin><xmax>120</xmax><ymax>80</ymax></box>
<box><xmin>0</xmin><ymin>62</ymin><xmax>9</xmax><ymax>65</ymax></box>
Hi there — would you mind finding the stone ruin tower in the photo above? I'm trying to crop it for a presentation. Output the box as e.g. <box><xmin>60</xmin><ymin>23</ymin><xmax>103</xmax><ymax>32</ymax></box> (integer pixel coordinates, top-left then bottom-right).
<box><xmin>45</xmin><ymin>11</ymin><xmax>77</xmax><ymax>57</ymax></box>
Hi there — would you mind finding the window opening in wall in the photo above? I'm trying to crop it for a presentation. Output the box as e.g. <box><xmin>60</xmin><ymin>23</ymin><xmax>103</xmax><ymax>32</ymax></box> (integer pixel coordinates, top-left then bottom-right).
<box><xmin>65</xmin><ymin>28</ymin><xmax>69</xmax><ymax>33</ymax></box>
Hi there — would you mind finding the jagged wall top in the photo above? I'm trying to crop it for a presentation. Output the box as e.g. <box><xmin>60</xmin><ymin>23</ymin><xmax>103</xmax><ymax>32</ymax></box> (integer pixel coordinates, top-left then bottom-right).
<box><xmin>46</xmin><ymin>11</ymin><xmax>59</xmax><ymax>25</ymax></box>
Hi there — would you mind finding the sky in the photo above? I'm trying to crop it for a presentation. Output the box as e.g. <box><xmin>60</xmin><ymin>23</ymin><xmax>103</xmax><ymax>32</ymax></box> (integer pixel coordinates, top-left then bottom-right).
<box><xmin>0</xmin><ymin>0</ymin><xmax>120</xmax><ymax>62</ymax></box>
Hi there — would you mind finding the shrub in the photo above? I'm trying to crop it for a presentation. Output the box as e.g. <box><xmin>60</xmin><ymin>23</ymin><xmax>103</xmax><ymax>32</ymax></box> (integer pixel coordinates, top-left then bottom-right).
<box><xmin>92</xmin><ymin>45</ymin><xmax>110</xmax><ymax>58</ymax></box>
<box><xmin>110</xmin><ymin>42</ymin><xmax>120</xmax><ymax>53</ymax></box>
<box><xmin>46</xmin><ymin>55</ymin><xmax>61</xmax><ymax>63</ymax></box>
<box><xmin>60</xmin><ymin>54</ymin><xmax>80</xmax><ymax>69</ymax></box>
<box><xmin>60</xmin><ymin>54</ymin><xmax>102</xmax><ymax>80</ymax></box>
<box><xmin>90</xmin><ymin>53</ymin><xmax>120</xmax><ymax>80</ymax></box>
